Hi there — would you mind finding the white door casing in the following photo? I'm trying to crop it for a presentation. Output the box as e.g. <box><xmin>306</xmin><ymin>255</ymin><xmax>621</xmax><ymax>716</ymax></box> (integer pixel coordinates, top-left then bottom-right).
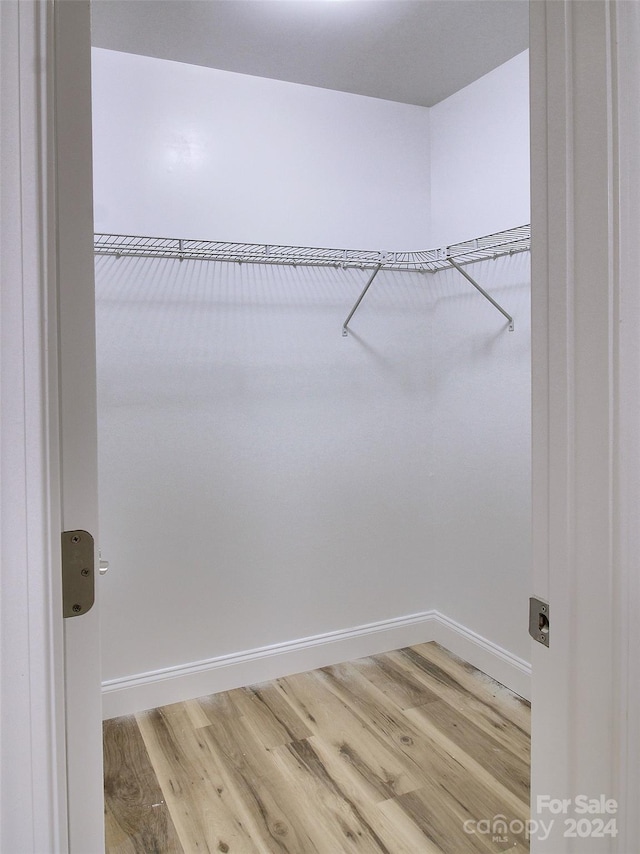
<box><xmin>530</xmin><ymin>1</ymin><xmax>640</xmax><ymax>850</ymax></box>
<box><xmin>0</xmin><ymin>2</ymin><xmax>69</xmax><ymax>851</ymax></box>
<box><xmin>611</xmin><ymin>0</ymin><xmax>640</xmax><ymax>841</ymax></box>
<box><xmin>55</xmin><ymin>1</ymin><xmax>105</xmax><ymax>851</ymax></box>
<box><xmin>0</xmin><ymin>1</ymin><xmax>104</xmax><ymax>852</ymax></box>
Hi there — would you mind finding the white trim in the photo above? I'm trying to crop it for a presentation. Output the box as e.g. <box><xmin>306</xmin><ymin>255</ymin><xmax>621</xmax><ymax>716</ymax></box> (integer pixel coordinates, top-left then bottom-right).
<box><xmin>427</xmin><ymin>613</ymin><xmax>531</xmax><ymax>701</ymax></box>
<box><xmin>102</xmin><ymin>610</ymin><xmax>531</xmax><ymax>718</ymax></box>
<box><xmin>612</xmin><ymin>1</ymin><xmax>640</xmax><ymax>845</ymax></box>
<box><xmin>530</xmin><ymin>2</ymin><xmax>640</xmax><ymax>851</ymax></box>
<box><xmin>0</xmin><ymin>2</ymin><xmax>67</xmax><ymax>851</ymax></box>
<box><xmin>54</xmin><ymin>2</ymin><xmax>105</xmax><ymax>850</ymax></box>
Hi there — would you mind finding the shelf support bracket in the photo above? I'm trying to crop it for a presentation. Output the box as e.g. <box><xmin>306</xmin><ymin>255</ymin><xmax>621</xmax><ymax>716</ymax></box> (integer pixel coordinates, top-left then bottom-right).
<box><xmin>448</xmin><ymin>257</ymin><xmax>514</xmax><ymax>331</ymax></box>
<box><xmin>342</xmin><ymin>264</ymin><xmax>382</xmax><ymax>336</ymax></box>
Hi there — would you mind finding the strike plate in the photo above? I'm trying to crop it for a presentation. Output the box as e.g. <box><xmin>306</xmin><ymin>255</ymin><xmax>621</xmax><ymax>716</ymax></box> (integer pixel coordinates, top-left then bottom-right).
<box><xmin>529</xmin><ymin>596</ymin><xmax>550</xmax><ymax>647</ymax></box>
<box><xmin>61</xmin><ymin>530</ymin><xmax>95</xmax><ymax>618</ymax></box>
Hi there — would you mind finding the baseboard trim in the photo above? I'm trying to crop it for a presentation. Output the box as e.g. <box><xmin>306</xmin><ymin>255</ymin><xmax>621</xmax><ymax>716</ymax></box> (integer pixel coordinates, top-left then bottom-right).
<box><xmin>427</xmin><ymin>612</ymin><xmax>532</xmax><ymax>702</ymax></box>
<box><xmin>101</xmin><ymin>610</ymin><xmax>531</xmax><ymax>719</ymax></box>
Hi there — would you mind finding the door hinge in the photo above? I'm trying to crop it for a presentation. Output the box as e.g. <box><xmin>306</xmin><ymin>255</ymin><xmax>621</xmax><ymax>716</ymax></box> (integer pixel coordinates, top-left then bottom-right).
<box><xmin>529</xmin><ymin>596</ymin><xmax>550</xmax><ymax>647</ymax></box>
<box><xmin>61</xmin><ymin>530</ymin><xmax>95</xmax><ymax>618</ymax></box>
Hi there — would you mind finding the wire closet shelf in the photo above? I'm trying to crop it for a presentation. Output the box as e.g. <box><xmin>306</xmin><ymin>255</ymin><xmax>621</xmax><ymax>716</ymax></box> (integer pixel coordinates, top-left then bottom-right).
<box><xmin>94</xmin><ymin>224</ymin><xmax>530</xmax><ymax>334</ymax></box>
<box><xmin>94</xmin><ymin>224</ymin><xmax>530</xmax><ymax>273</ymax></box>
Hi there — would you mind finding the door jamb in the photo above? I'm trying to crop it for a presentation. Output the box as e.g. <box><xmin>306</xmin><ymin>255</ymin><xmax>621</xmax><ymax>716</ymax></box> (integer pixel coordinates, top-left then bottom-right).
<box><xmin>0</xmin><ymin>1</ymin><xmax>68</xmax><ymax>850</ymax></box>
<box><xmin>530</xmin><ymin>1</ymin><xmax>640</xmax><ymax>849</ymax></box>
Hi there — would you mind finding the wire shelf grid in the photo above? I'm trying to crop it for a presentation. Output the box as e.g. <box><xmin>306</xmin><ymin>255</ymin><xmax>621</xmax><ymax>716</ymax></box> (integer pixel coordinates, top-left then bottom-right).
<box><xmin>94</xmin><ymin>225</ymin><xmax>530</xmax><ymax>273</ymax></box>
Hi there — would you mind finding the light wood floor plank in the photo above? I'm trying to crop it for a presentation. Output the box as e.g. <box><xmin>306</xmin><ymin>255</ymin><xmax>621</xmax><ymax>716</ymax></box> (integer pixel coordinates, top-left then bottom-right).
<box><xmin>400</xmin><ymin>704</ymin><xmax>529</xmax><ymax>825</ymax></box>
<box><xmin>105</xmin><ymin>643</ymin><xmax>531</xmax><ymax>853</ymax></box>
<box><xmin>274</xmin><ymin>669</ymin><xmax>422</xmax><ymax>800</ymax></box>
<box><xmin>197</xmin><ymin>725</ymin><xmax>321</xmax><ymax>853</ymax></box>
<box><xmin>260</xmin><ymin>737</ymin><xmax>398</xmax><ymax>853</ymax></box>
<box><xmin>222</xmin><ymin>683</ymin><xmax>313</xmax><ymax>749</ymax></box>
<box><xmin>303</xmin><ymin>735</ymin><xmax>443</xmax><ymax>854</ymax></box>
<box><xmin>202</xmin><ymin>701</ymin><xmax>403</xmax><ymax>854</ymax></box>
<box><xmin>384</xmin><ymin>647</ymin><xmax>531</xmax><ymax>760</ymax></box>
<box><xmin>319</xmin><ymin>662</ymin><xmax>529</xmax><ymax>826</ymax></box>
<box><xmin>196</xmin><ymin>695</ymin><xmax>331</xmax><ymax>851</ymax></box>
<box><xmin>406</xmin><ymin>644</ymin><xmax>531</xmax><ymax>733</ymax></box>
<box><xmin>199</xmin><ymin>688</ymin><xmax>393</xmax><ymax>852</ymax></box>
<box><xmin>348</xmin><ymin>654</ymin><xmax>441</xmax><ymax>711</ymax></box>
<box><xmin>103</xmin><ymin>715</ymin><xmax>183</xmax><ymax>854</ymax></box>
<box><xmin>392</xmin><ymin>788</ymin><xmax>526</xmax><ymax>854</ymax></box>
<box><xmin>136</xmin><ymin>704</ymin><xmax>262</xmax><ymax>853</ymax></box>
<box><xmin>184</xmin><ymin>697</ymin><xmax>213</xmax><ymax>730</ymax></box>
<box><xmin>405</xmin><ymin>699</ymin><xmax>529</xmax><ymax>803</ymax></box>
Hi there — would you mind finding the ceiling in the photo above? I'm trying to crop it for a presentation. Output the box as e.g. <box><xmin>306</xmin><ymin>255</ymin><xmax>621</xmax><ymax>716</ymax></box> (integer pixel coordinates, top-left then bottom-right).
<box><xmin>90</xmin><ymin>0</ymin><xmax>529</xmax><ymax>108</ymax></box>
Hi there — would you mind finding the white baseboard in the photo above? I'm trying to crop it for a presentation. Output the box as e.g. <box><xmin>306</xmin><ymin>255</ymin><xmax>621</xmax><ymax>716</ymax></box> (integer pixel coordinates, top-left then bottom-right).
<box><xmin>101</xmin><ymin>610</ymin><xmax>531</xmax><ymax>719</ymax></box>
<box><xmin>427</xmin><ymin>612</ymin><xmax>532</xmax><ymax>702</ymax></box>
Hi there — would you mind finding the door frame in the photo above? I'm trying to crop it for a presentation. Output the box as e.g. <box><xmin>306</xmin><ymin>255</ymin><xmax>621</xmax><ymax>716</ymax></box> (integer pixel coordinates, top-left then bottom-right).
<box><xmin>1</xmin><ymin>1</ymin><xmax>639</xmax><ymax>852</ymax></box>
<box><xmin>1</xmin><ymin>1</ymin><xmax>68</xmax><ymax>850</ymax></box>
<box><xmin>1</xmin><ymin>1</ymin><xmax>102</xmax><ymax>851</ymax></box>
<box><xmin>529</xmin><ymin>1</ymin><xmax>640</xmax><ymax>849</ymax></box>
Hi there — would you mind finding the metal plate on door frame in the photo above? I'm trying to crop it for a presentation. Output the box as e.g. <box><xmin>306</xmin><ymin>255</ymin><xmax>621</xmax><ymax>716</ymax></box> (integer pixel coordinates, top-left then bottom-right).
<box><xmin>61</xmin><ymin>530</ymin><xmax>95</xmax><ymax>618</ymax></box>
<box><xmin>529</xmin><ymin>596</ymin><xmax>550</xmax><ymax>647</ymax></box>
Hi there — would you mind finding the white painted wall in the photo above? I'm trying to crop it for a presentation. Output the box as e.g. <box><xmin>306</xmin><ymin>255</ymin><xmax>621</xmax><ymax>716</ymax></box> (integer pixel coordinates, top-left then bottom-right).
<box><xmin>95</xmin><ymin>252</ymin><xmax>531</xmax><ymax>687</ymax></box>
<box><xmin>96</xmin><ymin>260</ymin><xmax>437</xmax><ymax>681</ymax></box>
<box><xmin>91</xmin><ymin>48</ymin><xmax>431</xmax><ymax>249</ymax></box>
<box><xmin>426</xmin><ymin>51</ymin><xmax>531</xmax><ymax>660</ymax></box>
<box><xmin>427</xmin><ymin>253</ymin><xmax>531</xmax><ymax>661</ymax></box>
<box><xmin>92</xmin><ymin>47</ymin><xmax>531</xmax><ymax>706</ymax></box>
<box><xmin>429</xmin><ymin>51</ymin><xmax>530</xmax><ymax>246</ymax></box>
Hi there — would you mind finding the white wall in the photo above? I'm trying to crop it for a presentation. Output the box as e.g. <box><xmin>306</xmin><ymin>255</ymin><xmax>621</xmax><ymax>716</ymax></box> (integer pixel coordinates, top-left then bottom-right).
<box><xmin>426</xmin><ymin>52</ymin><xmax>531</xmax><ymax>659</ymax></box>
<box><xmin>91</xmin><ymin>48</ymin><xmax>431</xmax><ymax>249</ymax></box>
<box><xmin>429</xmin><ymin>51</ymin><xmax>530</xmax><ymax>246</ymax></box>
<box><xmin>427</xmin><ymin>253</ymin><xmax>531</xmax><ymax>659</ymax></box>
<box><xmin>96</xmin><ymin>259</ymin><xmax>437</xmax><ymax>682</ymax></box>
<box><xmin>92</xmin><ymin>47</ymin><xmax>531</xmax><ymax>708</ymax></box>
<box><xmin>95</xmin><ymin>253</ymin><xmax>531</xmax><ymax>689</ymax></box>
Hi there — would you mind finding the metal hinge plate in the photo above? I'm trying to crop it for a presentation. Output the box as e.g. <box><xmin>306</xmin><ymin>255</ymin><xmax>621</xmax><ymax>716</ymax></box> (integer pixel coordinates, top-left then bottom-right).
<box><xmin>61</xmin><ymin>530</ymin><xmax>95</xmax><ymax>618</ymax></box>
<box><xmin>529</xmin><ymin>596</ymin><xmax>550</xmax><ymax>647</ymax></box>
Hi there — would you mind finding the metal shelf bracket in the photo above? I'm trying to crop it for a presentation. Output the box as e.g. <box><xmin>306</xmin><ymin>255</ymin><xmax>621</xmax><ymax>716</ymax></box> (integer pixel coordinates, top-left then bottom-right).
<box><xmin>448</xmin><ymin>257</ymin><xmax>515</xmax><ymax>331</ymax></box>
<box><xmin>342</xmin><ymin>264</ymin><xmax>382</xmax><ymax>337</ymax></box>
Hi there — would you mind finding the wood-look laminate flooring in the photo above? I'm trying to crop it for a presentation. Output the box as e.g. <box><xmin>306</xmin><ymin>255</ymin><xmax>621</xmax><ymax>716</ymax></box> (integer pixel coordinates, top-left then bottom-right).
<box><xmin>104</xmin><ymin>642</ymin><xmax>530</xmax><ymax>853</ymax></box>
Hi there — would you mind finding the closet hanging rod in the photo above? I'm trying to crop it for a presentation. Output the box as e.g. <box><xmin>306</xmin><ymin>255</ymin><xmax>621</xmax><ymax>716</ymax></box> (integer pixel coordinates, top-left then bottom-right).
<box><xmin>93</xmin><ymin>224</ymin><xmax>530</xmax><ymax>274</ymax></box>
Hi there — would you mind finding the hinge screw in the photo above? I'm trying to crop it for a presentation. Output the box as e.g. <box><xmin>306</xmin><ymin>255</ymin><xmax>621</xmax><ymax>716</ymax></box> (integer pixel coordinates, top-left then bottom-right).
<box><xmin>539</xmin><ymin>634</ymin><xmax>545</xmax><ymax>641</ymax></box>
<box><xmin>81</xmin><ymin>568</ymin><xmax>89</xmax><ymax>576</ymax></box>
<box><xmin>71</xmin><ymin>535</ymin><xmax>81</xmax><ymax>544</ymax></box>
<box><xmin>72</xmin><ymin>604</ymin><xmax>82</xmax><ymax>613</ymax></box>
